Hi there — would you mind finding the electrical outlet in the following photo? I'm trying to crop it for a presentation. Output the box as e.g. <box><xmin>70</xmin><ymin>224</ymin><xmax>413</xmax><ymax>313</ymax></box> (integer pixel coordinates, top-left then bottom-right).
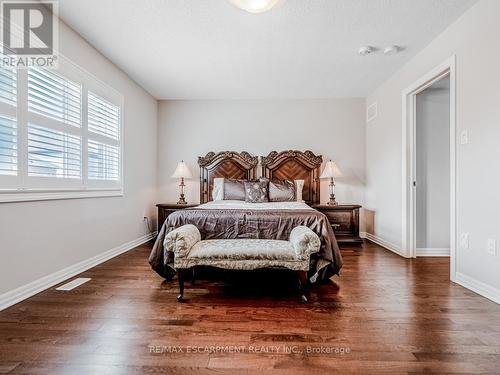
<box><xmin>460</xmin><ymin>130</ymin><xmax>469</xmax><ymax>145</ymax></box>
<box><xmin>487</xmin><ymin>239</ymin><xmax>497</xmax><ymax>256</ymax></box>
<box><xmin>460</xmin><ymin>233</ymin><xmax>469</xmax><ymax>249</ymax></box>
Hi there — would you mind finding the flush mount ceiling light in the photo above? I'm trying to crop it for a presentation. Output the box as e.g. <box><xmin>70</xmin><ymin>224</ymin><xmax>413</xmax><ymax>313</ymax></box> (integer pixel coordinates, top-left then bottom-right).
<box><xmin>358</xmin><ymin>46</ymin><xmax>374</xmax><ymax>56</ymax></box>
<box><xmin>228</xmin><ymin>0</ymin><xmax>282</xmax><ymax>13</ymax></box>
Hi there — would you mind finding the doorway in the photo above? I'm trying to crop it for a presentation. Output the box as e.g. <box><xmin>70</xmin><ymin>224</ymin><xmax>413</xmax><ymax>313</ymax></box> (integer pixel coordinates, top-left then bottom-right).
<box><xmin>402</xmin><ymin>56</ymin><xmax>456</xmax><ymax>281</ymax></box>
<box><xmin>415</xmin><ymin>75</ymin><xmax>451</xmax><ymax>257</ymax></box>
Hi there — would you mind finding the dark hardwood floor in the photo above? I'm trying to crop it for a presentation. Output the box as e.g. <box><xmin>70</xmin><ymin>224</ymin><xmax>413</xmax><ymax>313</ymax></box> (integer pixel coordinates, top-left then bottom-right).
<box><xmin>1</xmin><ymin>240</ymin><xmax>500</xmax><ymax>374</ymax></box>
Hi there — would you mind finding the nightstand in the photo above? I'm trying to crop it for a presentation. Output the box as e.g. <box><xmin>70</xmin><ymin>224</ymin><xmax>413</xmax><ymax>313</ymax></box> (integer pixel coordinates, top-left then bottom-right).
<box><xmin>157</xmin><ymin>203</ymin><xmax>198</xmax><ymax>229</ymax></box>
<box><xmin>311</xmin><ymin>204</ymin><xmax>363</xmax><ymax>245</ymax></box>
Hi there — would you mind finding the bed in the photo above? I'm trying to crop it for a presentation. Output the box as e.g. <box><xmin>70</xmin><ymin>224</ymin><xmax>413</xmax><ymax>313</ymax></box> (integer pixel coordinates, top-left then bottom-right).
<box><xmin>149</xmin><ymin>150</ymin><xmax>343</xmax><ymax>283</ymax></box>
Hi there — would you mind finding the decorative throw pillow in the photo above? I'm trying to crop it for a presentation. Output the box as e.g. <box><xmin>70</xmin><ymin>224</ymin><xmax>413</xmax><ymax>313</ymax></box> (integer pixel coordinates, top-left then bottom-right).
<box><xmin>212</xmin><ymin>178</ymin><xmax>224</xmax><ymax>201</ymax></box>
<box><xmin>244</xmin><ymin>181</ymin><xmax>269</xmax><ymax>203</ymax></box>
<box><xmin>268</xmin><ymin>179</ymin><xmax>296</xmax><ymax>202</ymax></box>
<box><xmin>295</xmin><ymin>179</ymin><xmax>304</xmax><ymax>202</ymax></box>
<box><xmin>223</xmin><ymin>179</ymin><xmax>246</xmax><ymax>200</ymax></box>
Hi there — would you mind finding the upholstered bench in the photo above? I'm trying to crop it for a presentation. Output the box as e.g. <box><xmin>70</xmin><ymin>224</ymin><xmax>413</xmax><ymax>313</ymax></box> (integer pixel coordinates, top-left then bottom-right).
<box><xmin>164</xmin><ymin>224</ymin><xmax>321</xmax><ymax>302</ymax></box>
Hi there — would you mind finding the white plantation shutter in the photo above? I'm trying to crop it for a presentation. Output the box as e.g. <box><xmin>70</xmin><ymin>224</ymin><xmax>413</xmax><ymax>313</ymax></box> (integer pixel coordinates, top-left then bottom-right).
<box><xmin>28</xmin><ymin>124</ymin><xmax>81</xmax><ymax>178</ymax></box>
<box><xmin>28</xmin><ymin>68</ymin><xmax>81</xmax><ymax>127</ymax></box>
<box><xmin>0</xmin><ymin>66</ymin><xmax>17</xmax><ymax>180</ymax></box>
<box><xmin>0</xmin><ymin>115</ymin><xmax>17</xmax><ymax>176</ymax></box>
<box><xmin>0</xmin><ymin>67</ymin><xmax>17</xmax><ymax>107</ymax></box>
<box><xmin>88</xmin><ymin>92</ymin><xmax>120</xmax><ymax>140</ymax></box>
<box><xmin>0</xmin><ymin>56</ymin><xmax>123</xmax><ymax>201</ymax></box>
<box><xmin>87</xmin><ymin>91</ymin><xmax>121</xmax><ymax>183</ymax></box>
<box><xmin>88</xmin><ymin>140</ymin><xmax>119</xmax><ymax>180</ymax></box>
<box><xmin>24</xmin><ymin>67</ymin><xmax>83</xmax><ymax>189</ymax></box>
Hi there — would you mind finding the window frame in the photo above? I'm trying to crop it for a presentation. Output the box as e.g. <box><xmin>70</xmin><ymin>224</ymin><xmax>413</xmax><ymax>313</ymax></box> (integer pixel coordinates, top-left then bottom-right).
<box><xmin>0</xmin><ymin>55</ymin><xmax>124</xmax><ymax>203</ymax></box>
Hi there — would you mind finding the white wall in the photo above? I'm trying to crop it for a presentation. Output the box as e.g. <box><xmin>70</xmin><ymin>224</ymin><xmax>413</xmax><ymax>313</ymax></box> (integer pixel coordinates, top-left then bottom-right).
<box><xmin>416</xmin><ymin>78</ymin><xmax>450</xmax><ymax>250</ymax></box>
<box><xmin>157</xmin><ymin>99</ymin><xmax>366</xmax><ymax>210</ymax></box>
<box><xmin>365</xmin><ymin>0</ymin><xmax>500</xmax><ymax>298</ymax></box>
<box><xmin>0</xmin><ymin>20</ymin><xmax>158</xmax><ymax>296</ymax></box>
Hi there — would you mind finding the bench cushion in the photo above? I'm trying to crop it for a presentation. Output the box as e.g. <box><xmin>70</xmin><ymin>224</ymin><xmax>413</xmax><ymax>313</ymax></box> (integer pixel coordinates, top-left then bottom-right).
<box><xmin>164</xmin><ymin>224</ymin><xmax>201</xmax><ymax>258</ymax></box>
<box><xmin>187</xmin><ymin>239</ymin><xmax>296</xmax><ymax>261</ymax></box>
<box><xmin>169</xmin><ymin>225</ymin><xmax>321</xmax><ymax>272</ymax></box>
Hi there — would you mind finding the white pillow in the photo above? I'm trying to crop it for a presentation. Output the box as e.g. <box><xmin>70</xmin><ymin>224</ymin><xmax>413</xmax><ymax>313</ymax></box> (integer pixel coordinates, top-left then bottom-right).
<box><xmin>212</xmin><ymin>178</ymin><xmax>224</xmax><ymax>201</ymax></box>
<box><xmin>295</xmin><ymin>180</ymin><xmax>304</xmax><ymax>202</ymax></box>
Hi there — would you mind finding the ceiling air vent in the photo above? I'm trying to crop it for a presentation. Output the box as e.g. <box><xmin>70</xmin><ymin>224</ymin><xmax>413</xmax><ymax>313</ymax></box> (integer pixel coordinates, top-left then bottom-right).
<box><xmin>366</xmin><ymin>102</ymin><xmax>378</xmax><ymax>123</ymax></box>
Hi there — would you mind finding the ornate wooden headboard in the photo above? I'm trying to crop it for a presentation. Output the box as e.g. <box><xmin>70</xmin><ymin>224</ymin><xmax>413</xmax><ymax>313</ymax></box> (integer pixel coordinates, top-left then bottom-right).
<box><xmin>198</xmin><ymin>151</ymin><xmax>258</xmax><ymax>204</ymax></box>
<box><xmin>261</xmin><ymin>150</ymin><xmax>323</xmax><ymax>205</ymax></box>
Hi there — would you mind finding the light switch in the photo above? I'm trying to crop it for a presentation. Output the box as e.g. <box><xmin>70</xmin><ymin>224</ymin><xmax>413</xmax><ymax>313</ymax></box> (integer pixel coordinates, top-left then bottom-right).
<box><xmin>461</xmin><ymin>233</ymin><xmax>469</xmax><ymax>249</ymax></box>
<box><xmin>460</xmin><ymin>130</ymin><xmax>469</xmax><ymax>145</ymax></box>
<box><xmin>487</xmin><ymin>239</ymin><xmax>497</xmax><ymax>256</ymax></box>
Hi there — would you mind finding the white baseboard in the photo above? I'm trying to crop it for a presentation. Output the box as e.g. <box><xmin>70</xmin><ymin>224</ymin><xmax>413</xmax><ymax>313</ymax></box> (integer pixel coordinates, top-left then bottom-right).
<box><xmin>0</xmin><ymin>231</ymin><xmax>157</xmax><ymax>311</ymax></box>
<box><xmin>416</xmin><ymin>248</ymin><xmax>450</xmax><ymax>257</ymax></box>
<box><xmin>360</xmin><ymin>232</ymin><xmax>409</xmax><ymax>258</ymax></box>
<box><xmin>455</xmin><ymin>272</ymin><xmax>500</xmax><ymax>305</ymax></box>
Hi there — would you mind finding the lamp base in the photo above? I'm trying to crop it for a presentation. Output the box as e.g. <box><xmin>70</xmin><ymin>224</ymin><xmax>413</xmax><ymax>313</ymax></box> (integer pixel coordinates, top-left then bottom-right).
<box><xmin>177</xmin><ymin>177</ymin><xmax>187</xmax><ymax>204</ymax></box>
<box><xmin>327</xmin><ymin>194</ymin><xmax>338</xmax><ymax>206</ymax></box>
<box><xmin>326</xmin><ymin>178</ymin><xmax>338</xmax><ymax>205</ymax></box>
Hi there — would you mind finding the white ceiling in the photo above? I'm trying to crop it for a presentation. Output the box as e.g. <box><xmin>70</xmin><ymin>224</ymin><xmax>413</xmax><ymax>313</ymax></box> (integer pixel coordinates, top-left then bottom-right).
<box><xmin>58</xmin><ymin>0</ymin><xmax>476</xmax><ymax>99</ymax></box>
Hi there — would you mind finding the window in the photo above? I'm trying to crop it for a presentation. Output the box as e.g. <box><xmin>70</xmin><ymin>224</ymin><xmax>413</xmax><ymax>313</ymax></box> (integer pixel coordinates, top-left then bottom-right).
<box><xmin>26</xmin><ymin>68</ymin><xmax>82</xmax><ymax>187</ymax></box>
<box><xmin>88</xmin><ymin>92</ymin><xmax>120</xmax><ymax>140</ymax></box>
<box><xmin>28</xmin><ymin>124</ymin><xmax>81</xmax><ymax>179</ymax></box>
<box><xmin>0</xmin><ymin>66</ymin><xmax>17</xmax><ymax>107</ymax></box>
<box><xmin>28</xmin><ymin>68</ymin><xmax>82</xmax><ymax>127</ymax></box>
<box><xmin>88</xmin><ymin>140</ymin><xmax>119</xmax><ymax>181</ymax></box>
<box><xmin>0</xmin><ymin>115</ymin><xmax>17</xmax><ymax>176</ymax></box>
<box><xmin>87</xmin><ymin>92</ymin><xmax>121</xmax><ymax>182</ymax></box>
<box><xmin>0</xmin><ymin>57</ymin><xmax>123</xmax><ymax>202</ymax></box>
<box><xmin>0</xmin><ymin>66</ymin><xmax>17</xmax><ymax>178</ymax></box>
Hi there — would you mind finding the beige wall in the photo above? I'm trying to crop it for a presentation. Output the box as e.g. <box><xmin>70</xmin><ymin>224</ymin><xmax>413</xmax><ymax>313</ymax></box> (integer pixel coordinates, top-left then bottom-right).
<box><xmin>4</xmin><ymin>0</ymin><xmax>498</xmax><ymax>305</ymax></box>
<box><xmin>157</xmin><ymin>99</ymin><xmax>366</xmax><ymax>211</ymax></box>
<box><xmin>365</xmin><ymin>0</ymin><xmax>500</xmax><ymax>297</ymax></box>
<box><xmin>0</xmin><ymin>20</ymin><xmax>158</xmax><ymax>295</ymax></box>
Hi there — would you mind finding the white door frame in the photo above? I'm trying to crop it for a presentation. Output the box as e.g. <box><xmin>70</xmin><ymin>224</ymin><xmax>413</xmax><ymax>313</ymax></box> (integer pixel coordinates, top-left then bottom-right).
<box><xmin>401</xmin><ymin>56</ymin><xmax>456</xmax><ymax>281</ymax></box>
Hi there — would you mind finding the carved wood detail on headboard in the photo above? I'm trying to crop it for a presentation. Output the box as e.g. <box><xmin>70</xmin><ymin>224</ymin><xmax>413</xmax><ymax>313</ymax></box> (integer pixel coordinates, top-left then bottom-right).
<box><xmin>261</xmin><ymin>150</ymin><xmax>323</xmax><ymax>205</ymax></box>
<box><xmin>198</xmin><ymin>151</ymin><xmax>258</xmax><ymax>204</ymax></box>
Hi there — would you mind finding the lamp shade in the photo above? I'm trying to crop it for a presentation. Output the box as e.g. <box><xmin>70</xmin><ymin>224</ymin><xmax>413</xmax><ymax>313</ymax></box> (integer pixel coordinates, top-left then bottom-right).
<box><xmin>171</xmin><ymin>161</ymin><xmax>193</xmax><ymax>179</ymax></box>
<box><xmin>320</xmin><ymin>160</ymin><xmax>342</xmax><ymax>179</ymax></box>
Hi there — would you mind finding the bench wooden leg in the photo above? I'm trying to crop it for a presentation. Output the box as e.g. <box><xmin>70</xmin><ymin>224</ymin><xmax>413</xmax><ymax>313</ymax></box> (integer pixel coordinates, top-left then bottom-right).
<box><xmin>177</xmin><ymin>269</ymin><xmax>185</xmax><ymax>302</ymax></box>
<box><xmin>298</xmin><ymin>270</ymin><xmax>309</xmax><ymax>303</ymax></box>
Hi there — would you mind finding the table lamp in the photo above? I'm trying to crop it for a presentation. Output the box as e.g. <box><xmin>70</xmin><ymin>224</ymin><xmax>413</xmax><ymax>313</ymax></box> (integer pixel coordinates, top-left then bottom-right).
<box><xmin>171</xmin><ymin>161</ymin><xmax>193</xmax><ymax>205</ymax></box>
<box><xmin>320</xmin><ymin>160</ymin><xmax>342</xmax><ymax>205</ymax></box>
